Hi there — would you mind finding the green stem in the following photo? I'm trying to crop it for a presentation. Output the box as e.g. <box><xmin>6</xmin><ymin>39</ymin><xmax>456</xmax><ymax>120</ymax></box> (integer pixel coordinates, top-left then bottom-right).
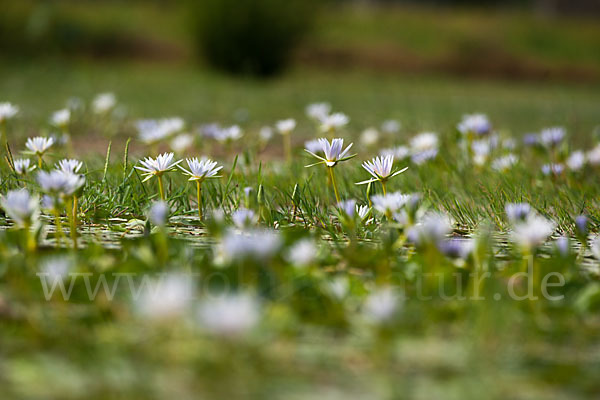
<box><xmin>54</xmin><ymin>208</ymin><xmax>64</xmax><ymax>247</ymax></box>
<box><xmin>37</xmin><ymin>154</ymin><xmax>43</xmax><ymax>169</ymax></box>
<box><xmin>196</xmin><ymin>180</ymin><xmax>203</xmax><ymax>221</ymax></box>
<box><xmin>284</xmin><ymin>133</ymin><xmax>292</xmax><ymax>163</ymax></box>
<box><xmin>70</xmin><ymin>196</ymin><xmax>78</xmax><ymax>250</ymax></box>
<box><xmin>328</xmin><ymin>166</ymin><xmax>341</xmax><ymax>204</ymax></box>
<box><xmin>381</xmin><ymin>180</ymin><xmax>387</xmax><ymax>195</ymax></box>
<box><xmin>157</xmin><ymin>175</ymin><xmax>165</xmax><ymax>201</ymax></box>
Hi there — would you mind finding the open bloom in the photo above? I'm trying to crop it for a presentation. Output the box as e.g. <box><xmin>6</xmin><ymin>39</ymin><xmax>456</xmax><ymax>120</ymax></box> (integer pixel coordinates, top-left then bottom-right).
<box><xmin>566</xmin><ymin>150</ymin><xmax>585</xmax><ymax>171</ymax></box>
<box><xmin>135</xmin><ymin>152</ymin><xmax>182</xmax><ymax>182</ymax></box>
<box><xmin>37</xmin><ymin>170</ymin><xmax>85</xmax><ymax>196</ymax></box>
<box><xmin>492</xmin><ymin>154</ymin><xmax>518</xmax><ymax>172</ymax></box>
<box><xmin>179</xmin><ymin>158</ymin><xmax>222</xmax><ymax>181</ymax></box>
<box><xmin>275</xmin><ymin>119</ymin><xmax>296</xmax><ymax>135</ymax></box>
<box><xmin>1</xmin><ymin>189</ymin><xmax>39</xmax><ymax>228</ymax></box>
<box><xmin>0</xmin><ymin>102</ymin><xmax>19</xmax><ymax>121</ymax></box>
<box><xmin>371</xmin><ymin>191</ymin><xmax>411</xmax><ymax>214</ymax></box>
<box><xmin>56</xmin><ymin>159</ymin><xmax>83</xmax><ymax>174</ymax></box>
<box><xmin>13</xmin><ymin>158</ymin><xmax>35</xmax><ymax>175</ymax></box>
<box><xmin>305</xmin><ymin>138</ymin><xmax>354</xmax><ymax>167</ymax></box>
<box><xmin>510</xmin><ymin>214</ymin><xmax>556</xmax><ymax>251</ymax></box>
<box><xmin>357</xmin><ymin>155</ymin><xmax>408</xmax><ymax>185</ymax></box>
<box><xmin>25</xmin><ymin>136</ymin><xmax>54</xmax><ymax>156</ymax></box>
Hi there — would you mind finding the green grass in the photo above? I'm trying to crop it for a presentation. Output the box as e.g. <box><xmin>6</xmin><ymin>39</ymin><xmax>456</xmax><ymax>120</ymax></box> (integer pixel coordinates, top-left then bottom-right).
<box><xmin>1</xmin><ymin>60</ymin><xmax>599</xmax><ymax>144</ymax></box>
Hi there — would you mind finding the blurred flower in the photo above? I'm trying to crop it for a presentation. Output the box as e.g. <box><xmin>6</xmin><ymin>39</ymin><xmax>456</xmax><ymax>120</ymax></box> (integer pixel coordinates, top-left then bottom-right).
<box><xmin>575</xmin><ymin>215</ymin><xmax>588</xmax><ymax>238</ymax></box>
<box><xmin>92</xmin><ymin>92</ymin><xmax>116</xmax><ymax>114</ymax></box>
<box><xmin>411</xmin><ymin>148</ymin><xmax>438</xmax><ymax>165</ymax></box>
<box><xmin>179</xmin><ymin>158</ymin><xmax>222</xmax><ymax>181</ymax></box>
<box><xmin>492</xmin><ymin>154</ymin><xmax>518</xmax><ymax>171</ymax></box>
<box><xmin>259</xmin><ymin>126</ymin><xmax>274</xmax><ymax>142</ymax></box>
<box><xmin>364</xmin><ymin>287</ymin><xmax>401</xmax><ymax>324</ymax></box>
<box><xmin>305</xmin><ymin>102</ymin><xmax>331</xmax><ymax>122</ymax></box>
<box><xmin>305</xmin><ymin>138</ymin><xmax>354</xmax><ymax>167</ymax></box>
<box><xmin>214</xmin><ymin>125</ymin><xmax>243</xmax><ymax>144</ymax></box>
<box><xmin>135</xmin><ymin>273</ymin><xmax>194</xmax><ymax>320</ymax></box>
<box><xmin>381</xmin><ymin>119</ymin><xmax>401</xmax><ymax>134</ymax></box>
<box><xmin>437</xmin><ymin>238</ymin><xmax>474</xmax><ymax>259</ymax></box>
<box><xmin>371</xmin><ymin>191</ymin><xmax>410</xmax><ymax>215</ymax></box>
<box><xmin>37</xmin><ymin>170</ymin><xmax>85</xmax><ymax>196</ymax></box>
<box><xmin>380</xmin><ymin>145</ymin><xmax>410</xmax><ymax>160</ymax></box>
<box><xmin>472</xmin><ymin>139</ymin><xmax>491</xmax><ymax>166</ymax></box>
<box><xmin>198</xmin><ymin>293</ymin><xmax>260</xmax><ymax>337</ymax></box>
<box><xmin>275</xmin><ymin>118</ymin><xmax>296</xmax><ymax>135</ymax></box>
<box><xmin>505</xmin><ymin>202</ymin><xmax>531</xmax><ymax>222</ymax></box>
<box><xmin>523</xmin><ymin>133</ymin><xmax>540</xmax><ymax>147</ymax></box>
<box><xmin>40</xmin><ymin>256</ymin><xmax>73</xmax><ymax>280</ymax></box>
<box><xmin>555</xmin><ymin>236</ymin><xmax>570</xmax><ymax>257</ymax></box>
<box><xmin>410</xmin><ymin>132</ymin><xmax>438</xmax><ymax>153</ymax></box>
<box><xmin>457</xmin><ymin>113</ymin><xmax>491</xmax><ymax>136</ymax></box>
<box><xmin>231</xmin><ymin>208</ymin><xmax>257</xmax><ymax>229</ymax></box>
<box><xmin>566</xmin><ymin>150</ymin><xmax>586</xmax><ymax>171</ymax></box>
<box><xmin>170</xmin><ymin>133</ymin><xmax>194</xmax><ymax>153</ymax></box>
<box><xmin>304</xmin><ymin>139</ymin><xmax>322</xmax><ymax>154</ymax></box>
<box><xmin>25</xmin><ymin>136</ymin><xmax>54</xmax><ymax>156</ymax></box>
<box><xmin>1</xmin><ymin>189</ymin><xmax>39</xmax><ymax>228</ymax></box>
<box><xmin>13</xmin><ymin>158</ymin><xmax>35</xmax><ymax>175</ymax></box>
<box><xmin>286</xmin><ymin>238</ymin><xmax>317</xmax><ymax>267</ymax></box>
<box><xmin>148</xmin><ymin>201</ymin><xmax>169</xmax><ymax>226</ymax></box>
<box><xmin>219</xmin><ymin>229</ymin><xmax>281</xmax><ymax>262</ymax></box>
<box><xmin>407</xmin><ymin>212</ymin><xmax>452</xmax><ymax>245</ymax></box>
<box><xmin>0</xmin><ymin>102</ymin><xmax>19</xmax><ymax>121</ymax></box>
<box><xmin>591</xmin><ymin>235</ymin><xmax>600</xmax><ymax>260</ymax></box>
<box><xmin>56</xmin><ymin>159</ymin><xmax>83</xmax><ymax>174</ymax></box>
<box><xmin>510</xmin><ymin>214</ymin><xmax>556</xmax><ymax>251</ymax></box>
<box><xmin>319</xmin><ymin>112</ymin><xmax>349</xmax><ymax>134</ymax></box>
<box><xmin>50</xmin><ymin>109</ymin><xmax>70</xmax><ymax>128</ymax></box>
<box><xmin>137</xmin><ymin>117</ymin><xmax>184</xmax><ymax>145</ymax></box>
<box><xmin>586</xmin><ymin>144</ymin><xmax>600</xmax><ymax>166</ymax></box>
<box><xmin>338</xmin><ymin>199</ymin><xmax>357</xmax><ymax>217</ymax></box>
<box><xmin>360</xmin><ymin>127</ymin><xmax>379</xmax><ymax>148</ymax></box>
<box><xmin>135</xmin><ymin>152</ymin><xmax>182</xmax><ymax>182</ymax></box>
<box><xmin>540</xmin><ymin>127</ymin><xmax>566</xmax><ymax>148</ymax></box>
<box><xmin>541</xmin><ymin>163</ymin><xmax>564</xmax><ymax>176</ymax></box>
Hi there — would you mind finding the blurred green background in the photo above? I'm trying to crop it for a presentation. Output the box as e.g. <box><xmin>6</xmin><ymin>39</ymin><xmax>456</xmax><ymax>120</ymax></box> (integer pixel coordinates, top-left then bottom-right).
<box><xmin>0</xmin><ymin>0</ymin><xmax>599</xmax><ymax>140</ymax></box>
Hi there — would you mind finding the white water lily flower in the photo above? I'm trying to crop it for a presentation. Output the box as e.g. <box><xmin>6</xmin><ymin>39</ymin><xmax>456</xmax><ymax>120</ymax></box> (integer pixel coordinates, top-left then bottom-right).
<box><xmin>135</xmin><ymin>152</ymin><xmax>182</xmax><ymax>182</ymax></box>
<box><xmin>13</xmin><ymin>158</ymin><xmax>35</xmax><ymax>175</ymax></box>
<box><xmin>137</xmin><ymin>117</ymin><xmax>184</xmax><ymax>144</ymax></box>
<box><xmin>25</xmin><ymin>136</ymin><xmax>54</xmax><ymax>156</ymax></box>
<box><xmin>135</xmin><ymin>273</ymin><xmax>194</xmax><ymax>320</ymax></box>
<box><xmin>231</xmin><ymin>208</ymin><xmax>257</xmax><ymax>229</ymax></box>
<box><xmin>92</xmin><ymin>92</ymin><xmax>116</xmax><ymax>114</ymax></box>
<box><xmin>198</xmin><ymin>293</ymin><xmax>260</xmax><ymax>337</ymax></box>
<box><xmin>406</xmin><ymin>212</ymin><xmax>453</xmax><ymax>245</ymax></box>
<box><xmin>371</xmin><ymin>191</ymin><xmax>411</xmax><ymax>214</ymax></box>
<box><xmin>381</xmin><ymin>119</ymin><xmax>401</xmax><ymax>134</ymax></box>
<box><xmin>305</xmin><ymin>138</ymin><xmax>354</xmax><ymax>167</ymax></box>
<box><xmin>319</xmin><ymin>112</ymin><xmax>349</xmax><ymax>133</ymax></box>
<box><xmin>286</xmin><ymin>238</ymin><xmax>317</xmax><ymax>267</ymax></box>
<box><xmin>587</xmin><ymin>144</ymin><xmax>600</xmax><ymax>166</ymax></box>
<box><xmin>179</xmin><ymin>157</ymin><xmax>222</xmax><ymax>181</ymax></box>
<box><xmin>56</xmin><ymin>159</ymin><xmax>83</xmax><ymax>174</ymax></box>
<box><xmin>170</xmin><ymin>133</ymin><xmax>194</xmax><ymax>153</ymax></box>
<box><xmin>357</xmin><ymin>155</ymin><xmax>408</xmax><ymax>185</ymax></box>
<box><xmin>505</xmin><ymin>202</ymin><xmax>531</xmax><ymax>222</ymax></box>
<box><xmin>50</xmin><ymin>109</ymin><xmax>70</xmax><ymax>127</ymax></box>
<box><xmin>275</xmin><ymin>118</ymin><xmax>296</xmax><ymax>135</ymax></box>
<box><xmin>410</xmin><ymin>132</ymin><xmax>439</xmax><ymax>152</ymax></box>
<box><xmin>566</xmin><ymin>150</ymin><xmax>586</xmax><ymax>171</ymax></box>
<box><xmin>492</xmin><ymin>154</ymin><xmax>518</xmax><ymax>172</ymax></box>
<box><xmin>457</xmin><ymin>113</ymin><xmax>491</xmax><ymax>136</ymax></box>
<box><xmin>540</xmin><ymin>126</ymin><xmax>566</xmax><ymax>147</ymax></box>
<box><xmin>148</xmin><ymin>200</ymin><xmax>169</xmax><ymax>226</ymax></box>
<box><xmin>219</xmin><ymin>229</ymin><xmax>281</xmax><ymax>262</ymax></box>
<box><xmin>380</xmin><ymin>145</ymin><xmax>410</xmax><ymax>160</ymax></box>
<box><xmin>306</xmin><ymin>102</ymin><xmax>331</xmax><ymax>121</ymax></box>
<box><xmin>364</xmin><ymin>287</ymin><xmax>402</xmax><ymax>323</ymax></box>
<box><xmin>37</xmin><ymin>170</ymin><xmax>85</xmax><ymax>196</ymax></box>
<box><xmin>214</xmin><ymin>125</ymin><xmax>243</xmax><ymax>143</ymax></box>
<box><xmin>510</xmin><ymin>214</ymin><xmax>556</xmax><ymax>251</ymax></box>
<box><xmin>1</xmin><ymin>189</ymin><xmax>39</xmax><ymax>228</ymax></box>
<box><xmin>0</xmin><ymin>102</ymin><xmax>19</xmax><ymax>122</ymax></box>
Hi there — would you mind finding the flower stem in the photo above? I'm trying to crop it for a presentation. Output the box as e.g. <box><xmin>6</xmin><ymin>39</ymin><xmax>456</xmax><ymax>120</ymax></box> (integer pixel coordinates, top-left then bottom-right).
<box><xmin>328</xmin><ymin>166</ymin><xmax>341</xmax><ymax>204</ymax></box>
<box><xmin>70</xmin><ymin>196</ymin><xmax>78</xmax><ymax>250</ymax></box>
<box><xmin>54</xmin><ymin>208</ymin><xmax>64</xmax><ymax>247</ymax></box>
<box><xmin>37</xmin><ymin>154</ymin><xmax>43</xmax><ymax>169</ymax></box>
<box><xmin>157</xmin><ymin>175</ymin><xmax>165</xmax><ymax>201</ymax></box>
<box><xmin>196</xmin><ymin>180</ymin><xmax>203</xmax><ymax>221</ymax></box>
<box><xmin>381</xmin><ymin>181</ymin><xmax>387</xmax><ymax>195</ymax></box>
<box><xmin>284</xmin><ymin>133</ymin><xmax>292</xmax><ymax>163</ymax></box>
